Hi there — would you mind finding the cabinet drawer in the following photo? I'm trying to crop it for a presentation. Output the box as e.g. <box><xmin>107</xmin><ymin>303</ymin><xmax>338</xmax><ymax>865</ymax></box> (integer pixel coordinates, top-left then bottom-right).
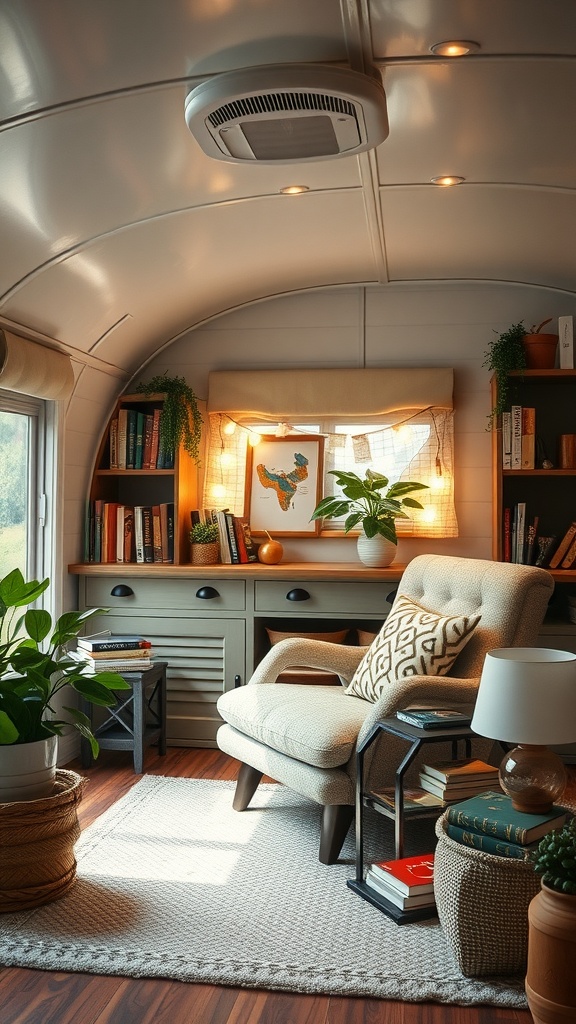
<box><xmin>254</xmin><ymin>580</ymin><xmax>391</xmax><ymax>616</ymax></box>
<box><xmin>84</xmin><ymin>577</ymin><xmax>245</xmax><ymax>612</ymax></box>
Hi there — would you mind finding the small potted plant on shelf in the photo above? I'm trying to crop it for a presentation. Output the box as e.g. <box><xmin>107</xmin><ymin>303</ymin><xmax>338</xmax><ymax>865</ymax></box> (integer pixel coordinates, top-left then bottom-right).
<box><xmin>136</xmin><ymin>373</ymin><xmax>204</xmax><ymax>465</ymax></box>
<box><xmin>522</xmin><ymin>317</ymin><xmax>558</xmax><ymax>370</ymax></box>
<box><xmin>483</xmin><ymin>321</ymin><xmax>527</xmax><ymax>425</ymax></box>
<box><xmin>311</xmin><ymin>469</ymin><xmax>428</xmax><ymax>567</ymax></box>
<box><xmin>525</xmin><ymin>817</ymin><xmax>576</xmax><ymax>1020</ymax></box>
<box><xmin>0</xmin><ymin>568</ymin><xmax>130</xmax><ymax>802</ymax></box>
<box><xmin>190</xmin><ymin>521</ymin><xmax>220</xmax><ymax>565</ymax></box>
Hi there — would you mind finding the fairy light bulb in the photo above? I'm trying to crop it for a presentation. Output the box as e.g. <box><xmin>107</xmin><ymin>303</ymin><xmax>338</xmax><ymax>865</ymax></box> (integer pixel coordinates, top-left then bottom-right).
<box><xmin>422</xmin><ymin>507</ymin><xmax>437</xmax><ymax>523</ymax></box>
<box><xmin>211</xmin><ymin>483</ymin><xmax>226</xmax><ymax>500</ymax></box>
<box><xmin>248</xmin><ymin>431</ymin><xmax>262</xmax><ymax>447</ymax></box>
<box><xmin>219</xmin><ymin>451</ymin><xmax>235</xmax><ymax>469</ymax></box>
<box><xmin>430</xmin><ymin>474</ymin><xmax>445</xmax><ymax>492</ymax></box>
<box><xmin>222</xmin><ymin>419</ymin><xmax>236</xmax><ymax>436</ymax></box>
<box><xmin>395</xmin><ymin>424</ymin><xmax>413</xmax><ymax>442</ymax></box>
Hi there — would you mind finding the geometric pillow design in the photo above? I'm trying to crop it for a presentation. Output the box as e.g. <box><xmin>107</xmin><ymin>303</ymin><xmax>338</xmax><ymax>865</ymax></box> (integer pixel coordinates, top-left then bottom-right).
<box><xmin>344</xmin><ymin>594</ymin><xmax>481</xmax><ymax>702</ymax></box>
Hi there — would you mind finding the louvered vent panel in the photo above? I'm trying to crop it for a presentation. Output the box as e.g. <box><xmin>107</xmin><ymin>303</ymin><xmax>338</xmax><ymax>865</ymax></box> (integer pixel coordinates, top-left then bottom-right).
<box><xmin>208</xmin><ymin>91</ymin><xmax>356</xmax><ymax>127</ymax></box>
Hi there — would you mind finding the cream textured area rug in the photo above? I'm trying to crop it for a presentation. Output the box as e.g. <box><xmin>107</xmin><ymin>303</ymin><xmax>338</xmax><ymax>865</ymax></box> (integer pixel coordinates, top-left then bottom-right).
<box><xmin>0</xmin><ymin>776</ymin><xmax>527</xmax><ymax>1007</ymax></box>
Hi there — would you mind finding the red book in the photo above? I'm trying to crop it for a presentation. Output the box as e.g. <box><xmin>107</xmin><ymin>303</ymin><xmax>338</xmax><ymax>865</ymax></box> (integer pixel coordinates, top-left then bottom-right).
<box><xmin>369</xmin><ymin>853</ymin><xmax>435</xmax><ymax>895</ymax></box>
<box><xmin>503</xmin><ymin>507</ymin><xmax>512</xmax><ymax>562</ymax></box>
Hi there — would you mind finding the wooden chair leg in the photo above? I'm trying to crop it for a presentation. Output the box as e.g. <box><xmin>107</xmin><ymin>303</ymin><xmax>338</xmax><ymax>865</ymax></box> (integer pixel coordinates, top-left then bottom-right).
<box><xmin>319</xmin><ymin>803</ymin><xmax>354</xmax><ymax>864</ymax></box>
<box><xmin>232</xmin><ymin>762</ymin><xmax>264</xmax><ymax>811</ymax></box>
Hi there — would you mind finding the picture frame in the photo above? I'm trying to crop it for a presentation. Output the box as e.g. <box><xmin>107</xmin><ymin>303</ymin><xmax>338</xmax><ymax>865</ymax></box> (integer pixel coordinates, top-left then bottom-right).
<box><xmin>245</xmin><ymin>434</ymin><xmax>325</xmax><ymax>536</ymax></box>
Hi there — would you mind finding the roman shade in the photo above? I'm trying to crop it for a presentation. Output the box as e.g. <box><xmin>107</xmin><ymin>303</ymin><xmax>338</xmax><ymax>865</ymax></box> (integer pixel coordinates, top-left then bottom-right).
<box><xmin>0</xmin><ymin>331</ymin><xmax>74</xmax><ymax>401</ymax></box>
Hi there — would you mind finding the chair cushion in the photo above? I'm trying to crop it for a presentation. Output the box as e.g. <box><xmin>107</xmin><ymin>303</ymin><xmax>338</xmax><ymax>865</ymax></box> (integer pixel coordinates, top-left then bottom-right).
<box><xmin>217</xmin><ymin>684</ymin><xmax>371</xmax><ymax>768</ymax></box>
<box><xmin>344</xmin><ymin>594</ymin><xmax>481</xmax><ymax>702</ymax></box>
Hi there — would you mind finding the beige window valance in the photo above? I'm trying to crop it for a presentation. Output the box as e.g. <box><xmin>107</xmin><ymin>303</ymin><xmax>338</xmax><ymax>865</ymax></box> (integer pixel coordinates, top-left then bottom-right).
<box><xmin>0</xmin><ymin>330</ymin><xmax>74</xmax><ymax>401</ymax></box>
<box><xmin>207</xmin><ymin>368</ymin><xmax>453</xmax><ymax>418</ymax></box>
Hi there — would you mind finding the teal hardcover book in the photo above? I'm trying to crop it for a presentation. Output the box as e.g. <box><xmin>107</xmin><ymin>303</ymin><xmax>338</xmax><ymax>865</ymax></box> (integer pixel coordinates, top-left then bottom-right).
<box><xmin>446</xmin><ymin>791</ymin><xmax>567</xmax><ymax>844</ymax></box>
<box><xmin>445</xmin><ymin>822</ymin><xmax>537</xmax><ymax>860</ymax></box>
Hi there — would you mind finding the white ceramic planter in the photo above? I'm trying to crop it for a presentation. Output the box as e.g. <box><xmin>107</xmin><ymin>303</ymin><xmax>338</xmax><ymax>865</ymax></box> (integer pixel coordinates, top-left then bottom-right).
<box><xmin>0</xmin><ymin>735</ymin><xmax>58</xmax><ymax>803</ymax></box>
<box><xmin>356</xmin><ymin>534</ymin><xmax>397</xmax><ymax>568</ymax></box>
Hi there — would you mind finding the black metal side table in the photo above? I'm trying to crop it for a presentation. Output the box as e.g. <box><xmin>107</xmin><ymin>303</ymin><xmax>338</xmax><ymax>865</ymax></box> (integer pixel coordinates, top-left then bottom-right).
<box><xmin>80</xmin><ymin>661</ymin><xmax>167</xmax><ymax>774</ymax></box>
<box><xmin>347</xmin><ymin>714</ymin><xmax>476</xmax><ymax>924</ymax></box>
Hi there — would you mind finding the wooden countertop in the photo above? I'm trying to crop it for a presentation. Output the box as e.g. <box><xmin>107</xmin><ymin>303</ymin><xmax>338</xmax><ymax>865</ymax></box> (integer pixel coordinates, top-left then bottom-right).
<box><xmin>68</xmin><ymin>561</ymin><xmax>407</xmax><ymax>582</ymax></box>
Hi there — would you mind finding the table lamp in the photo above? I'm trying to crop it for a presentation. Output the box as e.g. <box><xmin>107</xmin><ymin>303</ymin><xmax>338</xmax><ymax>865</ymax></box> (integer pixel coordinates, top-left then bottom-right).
<box><xmin>471</xmin><ymin>648</ymin><xmax>576</xmax><ymax>814</ymax></box>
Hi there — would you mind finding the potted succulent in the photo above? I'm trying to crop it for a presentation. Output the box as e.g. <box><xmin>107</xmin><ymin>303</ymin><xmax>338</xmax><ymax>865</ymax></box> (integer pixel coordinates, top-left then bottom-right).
<box><xmin>311</xmin><ymin>469</ymin><xmax>428</xmax><ymax>567</ymax></box>
<box><xmin>526</xmin><ymin>817</ymin><xmax>576</xmax><ymax>1021</ymax></box>
<box><xmin>190</xmin><ymin>521</ymin><xmax>220</xmax><ymax>565</ymax></box>
<box><xmin>0</xmin><ymin>568</ymin><xmax>130</xmax><ymax>802</ymax></box>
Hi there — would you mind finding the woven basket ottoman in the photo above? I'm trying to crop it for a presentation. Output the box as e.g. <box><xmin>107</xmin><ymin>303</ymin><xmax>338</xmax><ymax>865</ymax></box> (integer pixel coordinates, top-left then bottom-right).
<box><xmin>434</xmin><ymin>814</ymin><xmax>540</xmax><ymax>977</ymax></box>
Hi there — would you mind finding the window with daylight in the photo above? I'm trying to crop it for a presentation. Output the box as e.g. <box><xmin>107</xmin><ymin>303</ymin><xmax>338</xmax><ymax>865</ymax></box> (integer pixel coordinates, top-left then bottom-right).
<box><xmin>0</xmin><ymin>391</ymin><xmax>45</xmax><ymax>579</ymax></box>
<box><xmin>203</xmin><ymin>367</ymin><xmax>457</xmax><ymax>538</ymax></box>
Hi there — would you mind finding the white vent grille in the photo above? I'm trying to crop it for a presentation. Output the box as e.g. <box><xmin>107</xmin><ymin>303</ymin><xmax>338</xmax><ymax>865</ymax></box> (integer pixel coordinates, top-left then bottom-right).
<box><xmin>185</xmin><ymin>64</ymin><xmax>388</xmax><ymax>163</ymax></box>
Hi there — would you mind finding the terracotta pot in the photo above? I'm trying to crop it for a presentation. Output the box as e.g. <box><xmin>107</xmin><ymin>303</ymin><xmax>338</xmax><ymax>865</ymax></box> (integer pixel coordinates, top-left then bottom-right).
<box><xmin>523</xmin><ymin>333</ymin><xmax>558</xmax><ymax>369</ymax></box>
<box><xmin>357</xmin><ymin>534</ymin><xmax>397</xmax><ymax>567</ymax></box>
<box><xmin>525</xmin><ymin>880</ymin><xmax>576</xmax><ymax>1023</ymax></box>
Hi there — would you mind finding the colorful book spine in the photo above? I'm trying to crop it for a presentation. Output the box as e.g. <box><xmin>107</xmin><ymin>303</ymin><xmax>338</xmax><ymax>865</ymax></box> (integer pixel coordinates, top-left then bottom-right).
<box><xmin>501</xmin><ymin>411</ymin><xmax>512</xmax><ymax>470</ymax></box>
<box><xmin>134</xmin><ymin>411</ymin><xmax>145</xmax><ymax>470</ymax></box>
<box><xmin>521</xmin><ymin>407</ymin><xmax>535</xmax><ymax>469</ymax></box>
<box><xmin>446</xmin><ymin>823</ymin><xmax>534</xmax><ymax>860</ymax></box>
<box><xmin>511</xmin><ymin>405</ymin><xmax>522</xmax><ymax>469</ymax></box>
<box><xmin>117</xmin><ymin>407</ymin><xmax>128</xmax><ymax>470</ymax></box>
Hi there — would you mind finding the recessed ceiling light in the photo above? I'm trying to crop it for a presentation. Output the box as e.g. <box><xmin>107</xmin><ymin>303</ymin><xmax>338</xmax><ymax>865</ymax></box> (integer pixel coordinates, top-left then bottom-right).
<box><xmin>280</xmin><ymin>185</ymin><xmax>309</xmax><ymax>195</ymax></box>
<box><xmin>430</xmin><ymin>40</ymin><xmax>480</xmax><ymax>57</ymax></box>
<box><xmin>431</xmin><ymin>175</ymin><xmax>466</xmax><ymax>186</ymax></box>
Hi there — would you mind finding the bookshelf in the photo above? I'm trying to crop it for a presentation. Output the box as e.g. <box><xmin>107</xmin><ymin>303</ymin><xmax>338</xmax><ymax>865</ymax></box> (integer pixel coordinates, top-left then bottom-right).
<box><xmin>492</xmin><ymin>370</ymin><xmax>576</xmax><ymax>633</ymax></box>
<box><xmin>87</xmin><ymin>393</ymin><xmax>197</xmax><ymax>565</ymax></box>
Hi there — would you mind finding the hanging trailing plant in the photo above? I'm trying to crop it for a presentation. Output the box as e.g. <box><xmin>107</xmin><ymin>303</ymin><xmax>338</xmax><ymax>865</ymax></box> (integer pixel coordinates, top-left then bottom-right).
<box><xmin>136</xmin><ymin>373</ymin><xmax>203</xmax><ymax>465</ymax></box>
<box><xmin>483</xmin><ymin>322</ymin><xmax>526</xmax><ymax>427</ymax></box>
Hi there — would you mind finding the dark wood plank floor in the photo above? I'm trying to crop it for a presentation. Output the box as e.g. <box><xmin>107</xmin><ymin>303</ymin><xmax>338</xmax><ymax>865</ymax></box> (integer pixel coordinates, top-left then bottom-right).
<box><xmin>0</xmin><ymin>747</ymin><xmax>534</xmax><ymax>1024</ymax></box>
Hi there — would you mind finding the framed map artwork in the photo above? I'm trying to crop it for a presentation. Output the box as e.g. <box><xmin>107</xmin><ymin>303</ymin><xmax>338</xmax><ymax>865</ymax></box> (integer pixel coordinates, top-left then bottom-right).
<box><xmin>245</xmin><ymin>434</ymin><xmax>325</xmax><ymax>536</ymax></box>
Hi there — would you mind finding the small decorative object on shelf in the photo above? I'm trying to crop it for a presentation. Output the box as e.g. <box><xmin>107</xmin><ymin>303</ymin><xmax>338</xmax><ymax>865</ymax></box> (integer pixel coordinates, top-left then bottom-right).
<box><xmin>522</xmin><ymin>318</ymin><xmax>558</xmax><ymax>370</ymax></box>
<box><xmin>257</xmin><ymin>531</ymin><xmax>283</xmax><ymax>564</ymax></box>
<box><xmin>190</xmin><ymin>521</ymin><xmax>220</xmax><ymax>565</ymax></box>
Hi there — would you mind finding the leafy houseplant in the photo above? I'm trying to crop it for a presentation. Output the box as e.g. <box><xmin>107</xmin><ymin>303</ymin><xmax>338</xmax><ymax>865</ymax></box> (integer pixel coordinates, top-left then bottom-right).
<box><xmin>190</xmin><ymin>522</ymin><xmax>219</xmax><ymax>545</ymax></box>
<box><xmin>483</xmin><ymin>321</ymin><xmax>527</xmax><ymax>425</ymax></box>
<box><xmin>531</xmin><ymin>817</ymin><xmax>576</xmax><ymax>895</ymax></box>
<box><xmin>136</xmin><ymin>373</ymin><xmax>203</xmax><ymax>466</ymax></box>
<box><xmin>0</xmin><ymin>569</ymin><xmax>130</xmax><ymax>757</ymax></box>
<box><xmin>311</xmin><ymin>469</ymin><xmax>428</xmax><ymax>545</ymax></box>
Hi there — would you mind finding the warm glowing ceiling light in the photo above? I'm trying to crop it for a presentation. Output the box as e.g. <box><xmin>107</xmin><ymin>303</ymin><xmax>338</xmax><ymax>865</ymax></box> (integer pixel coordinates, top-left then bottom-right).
<box><xmin>248</xmin><ymin>431</ymin><xmax>262</xmax><ymax>447</ymax></box>
<box><xmin>431</xmin><ymin>175</ymin><xmax>465</xmax><ymax>186</ymax></box>
<box><xmin>280</xmin><ymin>185</ymin><xmax>309</xmax><ymax>195</ymax></box>
<box><xmin>430</xmin><ymin>40</ymin><xmax>480</xmax><ymax>57</ymax></box>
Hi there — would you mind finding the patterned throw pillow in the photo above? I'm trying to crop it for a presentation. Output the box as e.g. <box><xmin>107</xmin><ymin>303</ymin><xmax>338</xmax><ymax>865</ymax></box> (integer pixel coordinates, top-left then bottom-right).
<box><xmin>345</xmin><ymin>595</ymin><xmax>481</xmax><ymax>702</ymax></box>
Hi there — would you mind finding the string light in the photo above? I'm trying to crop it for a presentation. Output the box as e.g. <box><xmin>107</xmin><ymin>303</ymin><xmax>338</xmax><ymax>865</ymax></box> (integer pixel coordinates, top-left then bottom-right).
<box><xmin>219</xmin><ymin>451</ymin><xmax>235</xmax><ymax>468</ymax></box>
<box><xmin>222</xmin><ymin>418</ymin><xmax>236</xmax><ymax>436</ymax></box>
<box><xmin>248</xmin><ymin>431</ymin><xmax>262</xmax><ymax>447</ymax></box>
<box><xmin>211</xmin><ymin>483</ymin><xmax>226</xmax><ymax>500</ymax></box>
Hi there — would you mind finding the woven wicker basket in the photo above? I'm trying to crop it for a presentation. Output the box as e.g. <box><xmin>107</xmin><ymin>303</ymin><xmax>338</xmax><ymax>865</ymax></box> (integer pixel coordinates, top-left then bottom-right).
<box><xmin>191</xmin><ymin>541</ymin><xmax>219</xmax><ymax>566</ymax></box>
<box><xmin>434</xmin><ymin>813</ymin><xmax>540</xmax><ymax>977</ymax></box>
<box><xmin>0</xmin><ymin>769</ymin><xmax>85</xmax><ymax>912</ymax></box>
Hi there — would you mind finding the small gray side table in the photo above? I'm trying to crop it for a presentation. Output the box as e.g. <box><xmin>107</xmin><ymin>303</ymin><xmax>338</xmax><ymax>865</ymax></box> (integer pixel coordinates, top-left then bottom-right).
<box><xmin>80</xmin><ymin>661</ymin><xmax>167</xmax><ymax>773</ymax></box>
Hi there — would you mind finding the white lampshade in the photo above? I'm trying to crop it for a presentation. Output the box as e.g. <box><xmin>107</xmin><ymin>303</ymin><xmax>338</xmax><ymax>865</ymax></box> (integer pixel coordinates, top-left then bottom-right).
<box><xmin>472</xmin><ymin>648</ymin><xmax>576</xmax><ymax>745</ymax></box>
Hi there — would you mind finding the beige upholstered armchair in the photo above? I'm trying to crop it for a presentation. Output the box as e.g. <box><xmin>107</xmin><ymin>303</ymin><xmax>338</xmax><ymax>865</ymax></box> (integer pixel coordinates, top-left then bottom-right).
<box><xmin>217</xmin><ymin>555</ymin><xmax>554</xmax><ymax>863</ymax></box>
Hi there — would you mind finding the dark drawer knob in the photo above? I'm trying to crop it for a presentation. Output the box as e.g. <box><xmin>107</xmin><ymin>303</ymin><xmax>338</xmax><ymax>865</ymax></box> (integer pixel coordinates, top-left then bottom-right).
<box><xmin>110</xmin><ymin>584</ymin><xmax>134</xmax><ymax>598</ymax></box>
<box><xmin>196</xmin><ymin>586</ymin><xmax>220</xmax><ymax>600</ymax></box>
<box><xmin>286</xmin><ymin>588</ymin><xmax>310</xmax><ymax>602</ymax></box>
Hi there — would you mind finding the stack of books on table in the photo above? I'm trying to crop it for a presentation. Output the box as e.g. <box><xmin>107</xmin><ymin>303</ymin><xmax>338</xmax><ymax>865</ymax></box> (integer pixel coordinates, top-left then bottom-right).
<box><xmin>444</xmin><ymin>791</ymin><xmax>568</xmax><ymax>861</ymax></box>
<box><xmin>418</xmin><ymin>758</ymin><xmax>501</xmax><ymax>803</ymax></box>
<box><xmin>72</xmin><ymin>633</ymin><xmax>154</xmax><ymax>673</ymax></box>
<box><xmin>365</xmin><ymin>852</ymin><xmax>436</xmax><ymax>912</ymax></box>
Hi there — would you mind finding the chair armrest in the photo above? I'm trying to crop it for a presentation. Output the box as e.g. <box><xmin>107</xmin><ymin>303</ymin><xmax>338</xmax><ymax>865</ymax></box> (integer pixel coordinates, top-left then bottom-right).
<box><xmin>248</xmin><ymin>637</ymin><xmax>365</xmax><ymax>686</ymax></box>
<box><xmin>358</xmin><ymin>674</ymin><xmax>481</xmax><ymax>743</ymax></box>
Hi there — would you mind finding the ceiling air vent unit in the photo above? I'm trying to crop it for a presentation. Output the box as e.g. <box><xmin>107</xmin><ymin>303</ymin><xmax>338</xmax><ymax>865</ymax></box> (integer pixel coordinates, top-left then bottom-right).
<box><xmin>184</xmin><ymin>64</ymin><xmax>388</xmax><ymax>163</ymax></box>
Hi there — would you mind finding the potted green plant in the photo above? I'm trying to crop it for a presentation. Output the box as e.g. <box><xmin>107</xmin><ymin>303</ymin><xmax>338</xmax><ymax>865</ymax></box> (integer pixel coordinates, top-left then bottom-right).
<box><xmin>522</xmin><ymin>317</ymin><xmax>558</xmax><ymax>370</ymax></box>
<box><xmin>136</xmin><ymin>373</ymin><xmax>203</xmax><ymax>466</ymax></box>
<box><xmin>526</xmin><ymin>817</ymin><xmax>576</xmax><ymax>1021</ymax></box>
<box><xmin>311</xmin><ymin>469</ymin><xmax>428</xmax><ymax>566</ymax></box>
<box><xmin>189</xmin><ymin>521</ymin><xmax>220</xmax><ymax>565</ymax></box>
<box><xmin>0</xmin><ymin>568</ymin><xmax>130</xmax><ymax>802</ymax></box>
<box><xmin>483</xmin><ymin>321</ymin><xmax>527</xmax><ymax>425</ymax></box>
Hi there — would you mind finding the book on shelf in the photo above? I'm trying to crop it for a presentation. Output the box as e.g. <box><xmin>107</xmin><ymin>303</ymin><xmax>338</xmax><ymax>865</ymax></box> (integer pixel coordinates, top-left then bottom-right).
<box><xmin>525</xmin><ymin>515</ymin><xmax>539</xmax><ymax>565</ymax></box>
<box><xmin>395</xmin><ymin>708</ymin><xmax>472</xmax><ymax>730</ymax></box>
<box><xmin>78</xmin><ymin>634</ymin><xmax>152</xmax><ymax>652</ymax></box>
<box><xmin>117</xmin><ymin>407</ymin><xmax>128</xmax><ymax>470</ymax></box>
<box><xmin>369</xmin><ymin>852</ymin><xmax>435</xmax><ymax>895</ymax></box>
<box><xmin>116</xmin><ymin>505</ymin><xmax>125</xmax><ymax>562</ymax></box>
<box><xmin>503</xmin><ymin>507</ymin><xmax>512</xmax><ymax>562</ymax></box>
<box><xmin>141</xmin><ymin>506</ymin><xmax>154</xmax><ymax>562</ymax></box>
<box><xmin>93</xmin><ymin>499</ymin><xmax>104</xmax><ymax>563</ymax></box>
<box><xmin>225</xmin><ymin>512</ymin><xmax>240</xmax><ymax>564</ymax></box>
<box><xmin>215</xmin><ymin>509</ymin><xmax>232</xmax><ymax>563</ymax></box>
<box><xmin>70</xmin><ymin>650</ymin><xmax>153</xmax><ymax>673</ymax></box>
<box><xmin>134</xmin><ymin>505</ymin><xmax>145</xmax><ymax>563</ymax></box>
<box><xmin>126</xmin><ymin>409</ymin><xmax>137</xmax><ymax>469</ymax></box>
<box><xmin>152</xmin><ymin>504</ymin><xmax>163</xmax><ymax>562</ymax></box>
<box><xmin>419</xmin><ymin>775</ymin><xmax>501</xmax><ymax>802</ymax></box>
<box><xmin>233</xmin><ymin>516</ymin><xmax>250</xmax><ymax>563</ymax></box>
<box><xmin>521</xmin><ymin>407</ymin><xmax>535</xmax><ymax>470</ymax></box>
<box><xmin>142</xmin><ymin>413</ymin><xmax>154</xmax><ymax>469</ymax></box>
<box><xmin>149</xmin><ymin>408</ymin><xmax>162</xmax><ymax>469</ymax></box>
<box><xmin>558</xmin><ymin>315</ymin><xmax>574</xmax><ymax>369</ymax></box>
<box><xmin>446</xmin><ymin>791</ymin><xmax>567</xmax><ymax>844</ymax></box>
<box><xmin>166</xmin><ymin>502</ymin><xmax>175</xmax><ymax>562</ymax></box>
<box><xmin>445</xmin><ymin>822</ymin><xmax>538</xmax><ymax>861</ymax></box>
<box><xmin>511</xmin><ymin>404</ymin><xmax>522</xmax><ymax>469</ymax></box>
<box><xmin>368</xmin><ymin>787</ymin><xmax>444</xmax><ymax>813</ymax></box>
<box><xmin>548</xmin><ymin>521</ymin><xmax>576</xmax><ymax>570</ymax></box>
<box><xmin>134</xmin><ymin>410</ymin><xmax>145</xmax><ymax>469</ymax></box>
<box><xmin>420</xmin><ymin>759</ymin><xmax>500</xmax><ymax>785</ymax></box>
<box><xmin>534</xmin><ymin>535</ymin><xmax>558</xmax><ymax>568</ymax></box>
<box><xmin>561</xmin><ymin>531</ymin><xmax>576</xmax><ymax>569</ymax></box>
<box><xmin>501</xmin><ymin>411</ymin><xmax>512</xmax><ymax>470</ymax></box>
<box><xmin>364</xmin><ymin>869</ymin><xmax>436</xmax><ymax>910</ymax></box>
<box><xmin>79</xmin><ymin>645</ymin><xmax>153</xmax><ymax>660</ymax></box>
<box><xmin>239</xmin><ymin>519</ymin><xmax>258</xmax><ymax>562</ymax></box>
<box><xmin>512</xmin><ymin>501</ymin><xmax>526</xmax><ymax>563</ymax></box>
<box><xmin>109</xmin><ymin>417</ymin><xmax>118</xmax><ymax>469</ymax></box>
